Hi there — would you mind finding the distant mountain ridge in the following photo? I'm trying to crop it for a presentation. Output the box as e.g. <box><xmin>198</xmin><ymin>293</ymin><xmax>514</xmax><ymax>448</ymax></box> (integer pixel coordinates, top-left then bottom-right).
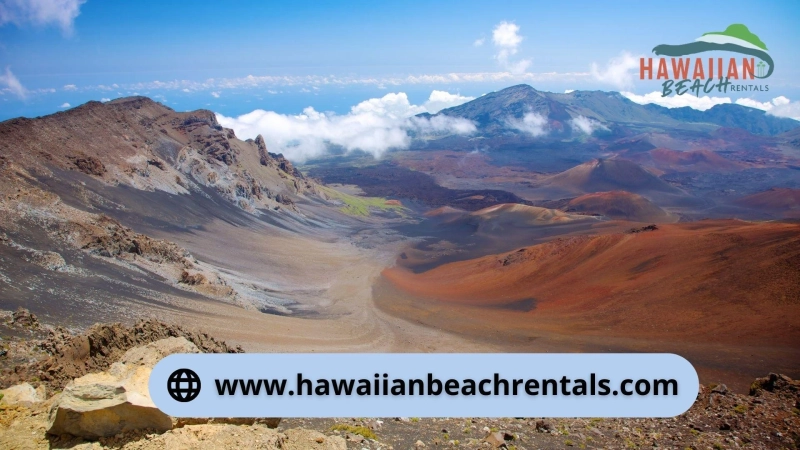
<box><xmin>431</xmin><ymin>84</ymin><xmax>798</xmax><ymax>137</ymax></box>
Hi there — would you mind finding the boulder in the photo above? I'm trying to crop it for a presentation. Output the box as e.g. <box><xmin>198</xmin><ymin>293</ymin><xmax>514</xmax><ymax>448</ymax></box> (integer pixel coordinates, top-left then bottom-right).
<box><xmin>0</xmin><ymin>382</ymin><xmax>46</xmax><ymax>406</ymax></box>
<box><xmin>484</xmin><ymin>431</ymin><xmax>511</xmax><ymax>448</ymax></box>
<box><xmin>47</xmin><ymin>337</ymin><xmax>199</xmax><ymax>438</ymax></box>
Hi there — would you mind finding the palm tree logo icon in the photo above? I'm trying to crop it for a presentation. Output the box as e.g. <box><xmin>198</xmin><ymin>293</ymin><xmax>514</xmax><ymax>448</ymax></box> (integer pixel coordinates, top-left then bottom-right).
<box><xmin>756</xmin><ymin>61</ymin><xmax>766</xmax><ymax>78</ymax></box>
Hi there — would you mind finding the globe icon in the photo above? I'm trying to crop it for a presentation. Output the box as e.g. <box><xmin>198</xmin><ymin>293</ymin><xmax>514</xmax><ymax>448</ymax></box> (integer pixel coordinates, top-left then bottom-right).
<box><xmin>167</xmin><ymin>368</ymin><xmax>201</xmax><ymax>403</ymax></box>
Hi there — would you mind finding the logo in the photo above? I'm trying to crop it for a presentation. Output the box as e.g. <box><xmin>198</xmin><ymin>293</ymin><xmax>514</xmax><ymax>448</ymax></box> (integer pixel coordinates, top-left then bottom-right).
<box><xmin>640</xmin><ymin>24</ymin><xmax>772</xmax><ymax>97</ymax></box>
<box><xmin>167</xmin><ymin>368</ymin><xmax>202</xmax><ymax>403</ymax></box>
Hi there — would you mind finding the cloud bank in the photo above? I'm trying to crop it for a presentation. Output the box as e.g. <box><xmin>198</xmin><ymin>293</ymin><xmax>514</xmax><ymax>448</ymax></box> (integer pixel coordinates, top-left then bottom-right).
<box><xmin>216</xmin><ymin>91</ymin><xmax>476</xmax><ymax>161</ymax></box>
<box><xmin>735</xmin><ymin>96</ymin><xmax>800</xmax><ymax>120</ymax></box>
<box><xmin>0</xmin><ymin>0</ymin><xmax>86</xmax><ymax>35</ymax></box>
<box><xmin>622</xmin><ymin>91</ymin><xmax>800</xmax><ymax>120</ymax></box>
<box><xmin>621</xmin><ymin>91</ymin><xmax>731</xmax><ymax>110</ymax></box>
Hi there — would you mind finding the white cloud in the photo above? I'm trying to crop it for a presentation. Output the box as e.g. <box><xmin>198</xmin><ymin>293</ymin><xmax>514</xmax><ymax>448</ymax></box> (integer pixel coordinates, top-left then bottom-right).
<box><xmin>473</xmin><ymin>38</ymin><xmax>485</xmax><ymax>47</ymax></box>
<box><xmin>216</xmin><ymin>91</ymin><xmax>476</xmax><ymax>161</ymax></box>
<box><xmin>591</xmin><ymin>52</ymin><xmax>639</xmax><ymax>90</ymax></box>
<box><xmin>63</xmin><ymin>84</ymin><xmax>76</xmax><ymax>91</ymax></box>
<box><xmin>59</xmin><ymin>102</ymin><xmax>70</xmax><ymax>108</ymax></box>
<box><xmin>423</xmin><ymin>90</ymin><xmax>474</xmax><ymax>113</ymax></box>
<box><xmin>772</xmin><ymin>96</ymin><xmax>791</xmax><ymax>106</ymax></box>
<box><xmin>0</xmin><ymin>0</ymin><xmax>86</xmax><ymax>35</ymax></box>
<box><xmin>506</xmin><ymin>112</ymin><xmax>548</xmax><ymax>137</ymax></box>
<box><xmin>491</xmin><ymin>21</ymin><xmax>531</xmax><ymax>75</ymax></box>
<box><xmin>210</xmin><ymin>91</ymin><xmax>220</xmax><ymax>98</ymax></box>
<box><xmin>0</xmin><ymin>67</ymin><xmax>26</xmax><ymax>99</ymax></box>
<box><xmin>492</xmin><ymin>21</ymin><xmax>523</xmax><ymax>48</ymax></box>
<box><xmin>770</xmin><ymin>103</ymin><xmax>800</xmax><ymax>120</ymax></box>
<box><xmin>570</xmin><ymin>115</ymin><xmax>608</xmax><ymax>134</ymax></box>
<box><xmin>621</xmin><ymin>91</ymin><xmax>731</xmax><ymax>111</ymax></box>
<box><xmin>564</xmin><ymin>89</ymin><xmax>575</xmax><ymax>94</ymax></box>
<box><xmin>736</xmin><ymin>95</ymin><xmax>800</xmax><ymax>120</ymax></box>
<box><xmin>735</xmin><ymin>98</ymin><xmax>772</xmax><ymax>110</ymax></box>
<box><xmin>100</xmin><ymin>98</ymin><xmax>110</xmax><ymax>102</ymax></box>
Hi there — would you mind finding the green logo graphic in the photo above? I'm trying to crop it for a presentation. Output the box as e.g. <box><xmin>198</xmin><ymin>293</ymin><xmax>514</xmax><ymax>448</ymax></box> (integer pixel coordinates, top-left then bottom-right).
<box><xmin>652</xmin><ymin>24</ymin><xmax>773</xmax><ymax>79</ymax></box>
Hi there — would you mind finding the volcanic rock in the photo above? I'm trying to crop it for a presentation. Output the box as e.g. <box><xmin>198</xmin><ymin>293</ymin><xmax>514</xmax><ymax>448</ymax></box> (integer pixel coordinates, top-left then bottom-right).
<box><xmin>46</xmin><ymin>337</ymin><xmax>199</xmax><ymax>438</ymax></box>
<box><xmin>11</xmin><ymin>307</ymin><xmax>40</xmax><ymax>329</ymax></box>
<box><xmin>0</xmin><ymin>382</ymin><xmax>46</xmax><ymax>406</ymax></box>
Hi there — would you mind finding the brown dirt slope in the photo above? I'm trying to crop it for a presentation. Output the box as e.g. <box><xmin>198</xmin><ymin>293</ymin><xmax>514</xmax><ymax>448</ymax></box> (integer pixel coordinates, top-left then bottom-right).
<box><xmin>631</xmin><ymin>148</ymin><xmax>746</xmax><ymax>173</ymax></box>
<box><xmin>736</xmin><ymin>188</ymin><xmax>800</xmax><ymax>218</ymax></box>
<box><xmin>0</xmin><ymin>96</ymin><xmax>315</xmax><ymax>213</ymax></box>
<box><xmin>544</xmin><ymin>158</ymin><xmax>681</xmax><ymax>195</ymax></box>
<box><xmin>383</xmin><ymin>220</ymin><xmax>800</xmax><ymax>346</ymax></box>
<box><xmin>566</xmin><ymin>190</ymin><xmax>674</xmax><ymax>222</ymax></box>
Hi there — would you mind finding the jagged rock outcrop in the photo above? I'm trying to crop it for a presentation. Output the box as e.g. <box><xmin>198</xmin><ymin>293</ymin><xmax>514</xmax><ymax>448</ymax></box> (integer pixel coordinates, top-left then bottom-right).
<box><xmin>11</xmin><ymin>307</ymin><xmax>40</xmax><ymax>329</ymax></box>
<box><xmin>254</xmin><ymin>133</ymin><xmax>304</xmax><ymax>179</ymax></box>
<box><xmin>178</xmin><ymin>114</ymin><xmax>239</xmax><ymax>166</ymax></box>
<box><xmin>47</xmin><ymin>337</ymin><xmax>199</xmax><ymax>438</ymax></box>
<box><xmin>256</xmin><ymin>134</ymin><xmax>270</xmax><ymax>166</ymax></box>
<box><xmin>270</xmin><ymin>151</ymin><xmax>303</xmax><ymax>178</ymax></box>
<box><xmin>69</xmin><ymin>214</ymin><xmax>189</xmax><ymax>263</ymax></box>
<box><xmin>69</xmin><ymin>154</ymin><xmax>107</xmax><ymax>176</ymax></box>
<box><xmin>2</xmin><ymin>319</ymin><xmax>243</xmax><ymax>391</ymax></box>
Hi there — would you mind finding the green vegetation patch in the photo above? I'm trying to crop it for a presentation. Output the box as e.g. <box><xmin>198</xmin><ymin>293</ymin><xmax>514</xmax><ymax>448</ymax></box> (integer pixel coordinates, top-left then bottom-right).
<box><xmin>320</xmin><ymin>185</ymin><xmax>405</xmax><ymax>217</ymax></box>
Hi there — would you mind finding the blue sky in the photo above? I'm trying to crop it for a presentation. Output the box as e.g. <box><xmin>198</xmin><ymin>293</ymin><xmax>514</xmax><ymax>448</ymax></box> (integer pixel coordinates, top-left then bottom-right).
<box><xmin>1</xmin><ymin>0</ymin><xmax>799</xmax><ymax>122</ymax></box>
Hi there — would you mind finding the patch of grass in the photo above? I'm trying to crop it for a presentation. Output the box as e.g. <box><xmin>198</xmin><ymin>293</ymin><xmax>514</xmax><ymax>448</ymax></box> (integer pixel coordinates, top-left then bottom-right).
<box><xmin>329</xmin><ymin>424</ymin><xmax>377</xmax><ymax>440</ymax></box>
<box><xmin>0</xmin><ymin>393</ymin><xmax>3</xmax><ymax>402</ymax></box>
<box><xmin>733</xmin><ymin>404</ymin><xmax>748</xmax><ymax>414</ymax></box>
<box><xmin>319</xmin><ymin>186</ymin><xmax>405</xmax><ymax>217</ymax></box>
<box><xmin>690</xmin><ymin>429</ymin><xmax>700</xmax><ymax>436</ymax></box>
<box><xmin>564</xmin><ymin>439</ymin><xmax>574</xmax><ymax>447</ymax></box>
<box><xmin>410</xmin><ymin>417</ymin><xmax>420</xmax><ymax>423</ymax></box>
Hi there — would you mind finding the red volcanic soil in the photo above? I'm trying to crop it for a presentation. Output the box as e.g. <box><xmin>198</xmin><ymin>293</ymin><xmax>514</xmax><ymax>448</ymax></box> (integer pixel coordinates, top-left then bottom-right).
<box><xmin>736</xmin><ymin>188</ymin><xmax>800</xmax><ymax>218</ymax></box>
<box><xmin>567</xmin><ymin>191</ymin><xmax>673</xmax><ymax>222</ymax></box>
<box><xmin>544</xmin><ymin>158</ymin><xmax>680</xmax><ymax>194</ymax></box>
<box><xmin>631</xmin><ymin>148</ymin><xmax>745</xmax><ymax>173</ymax></box>
<box><xmin>382</xmin><ymin>220</ymin><xmax>800</xmax><ymax>348</ymax></box>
